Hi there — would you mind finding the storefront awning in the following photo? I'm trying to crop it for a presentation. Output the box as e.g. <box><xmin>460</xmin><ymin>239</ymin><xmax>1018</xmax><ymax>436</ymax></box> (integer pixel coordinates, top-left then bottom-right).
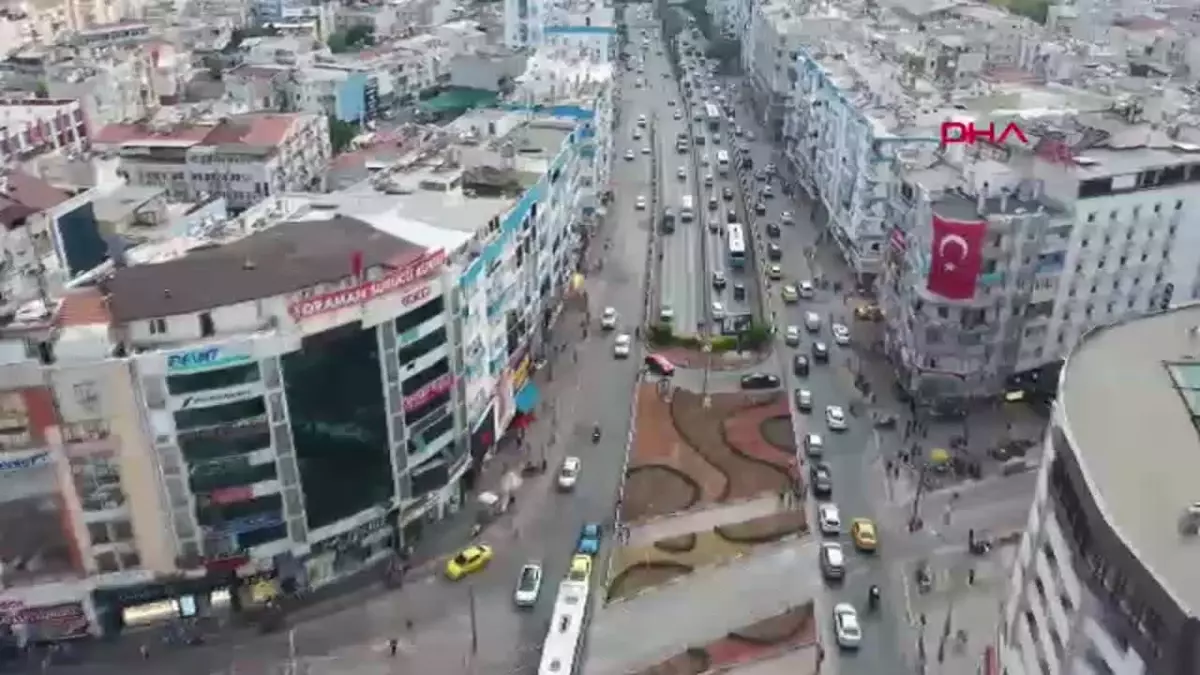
<box><xmin>515</xmin><ymin>382</ymin><xmax>540</xmax><ymax>414</ymax></box>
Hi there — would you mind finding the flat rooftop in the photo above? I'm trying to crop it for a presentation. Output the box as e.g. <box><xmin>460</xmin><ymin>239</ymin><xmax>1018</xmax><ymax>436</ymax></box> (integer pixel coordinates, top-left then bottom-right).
<box><xmin>1060</xmin><ymin>304</ymin><xmax>1200</xmax><ymax>616</ymax></box>
<box><xmin>106</xmin><ymin>217</ymin><xmax>424</xmax><ymax>322</ymax></box>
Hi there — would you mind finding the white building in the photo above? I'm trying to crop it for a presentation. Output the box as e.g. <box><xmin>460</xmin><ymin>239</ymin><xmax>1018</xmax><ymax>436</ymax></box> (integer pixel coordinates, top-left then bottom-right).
<box><xmin>0</xmin><ymin>99</ymin><xmax>92</xmax><ymax>166</ymax></box>
<box><xmin>998</xmin><ymin>305</ymin><xmax>1200</xmax><ymax>675</ymax></box>
<box><xmin>504</xmin><ymin>0</ymin><xmax>614</xmax><ymax>57</ymax></box>
<box><xmin>93</xmin><ymin>112</ymin><xmax>330</xmax><ymax>210</ymax></box>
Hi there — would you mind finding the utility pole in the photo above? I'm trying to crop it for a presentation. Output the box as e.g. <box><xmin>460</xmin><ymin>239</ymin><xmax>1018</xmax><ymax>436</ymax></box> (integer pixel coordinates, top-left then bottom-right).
<box><xmin>908</xmin><ymin>457</ymin><xmax>931</xmax><ymax>531</ymax></box>
<box><xmin>701</xmin><ymin>340</ymin><xmax>712</xmax><ymax>408</ymax></box>
<box><xmin>468</xmin><ymin>584</ymin><xmax>479</xmax><ymax>655</ymax></box>
<box><xmin>287</xmin><ymin>628</ymin><xmax>297</xmax><ymax>675</ymax></box>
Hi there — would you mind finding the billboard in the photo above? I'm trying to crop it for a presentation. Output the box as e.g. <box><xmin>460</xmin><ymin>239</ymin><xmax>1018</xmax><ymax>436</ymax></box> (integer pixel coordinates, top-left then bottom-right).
<box><xmin>0</xmin><ymin>448</ymin><xmax>79</xmax><ymax>586</ymax></box>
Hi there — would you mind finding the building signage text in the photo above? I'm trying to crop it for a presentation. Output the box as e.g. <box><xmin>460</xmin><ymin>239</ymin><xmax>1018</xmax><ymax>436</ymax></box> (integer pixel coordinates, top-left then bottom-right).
<box><xmin>0</xmin><ymin>451</ymin><xmax>50</xmax><ymax>472</ymax></box>
<box><xmin>940</xmin><ymin>122</ymin><xmax>1029</xmax><ymax>147</ymax></box>
<box><xmin>403</xmin><ymin>373</ymin><xmax>455</xmax><ymax>414</ymax></box>
<box><xmin>176</xmin><ymin>386</ymin><xmax>261</xmax><ymax>410</ymax></box>
<box><xmin>167</xmin><ymin>347</ymin><xmax>252</xmax><ymax>373</ymax></box>
<box><xmin>289</xmin><ymin>249</ymin><xmax>446</xmax><ymax>321</ymax></box>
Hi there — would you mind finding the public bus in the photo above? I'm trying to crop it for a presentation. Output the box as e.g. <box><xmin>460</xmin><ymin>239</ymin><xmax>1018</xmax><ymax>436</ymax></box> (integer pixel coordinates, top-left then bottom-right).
<box><xmin>537</xmin><ymin>581</ymin><xmax>590</xmax><ymax>675</ymax></box>
<box><xmin>716</xmin><ymin>150</ymin><xmax>730</xmax><ymax>175</ymax></box>
<box><xmin>704</xmin><ymin>103</ymin><xmax>722</xmax><ymax>131</ymax></box>
<box><xmin>727</xmin><ymin>223</ymin><xmax>746</xmax><ymax>269</ymax></box>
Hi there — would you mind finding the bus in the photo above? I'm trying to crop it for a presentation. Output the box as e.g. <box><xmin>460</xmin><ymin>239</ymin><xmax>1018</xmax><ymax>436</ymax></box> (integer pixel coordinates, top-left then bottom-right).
<box><xmin>716</xmin><ymin>150</ymin><xmax>730</xmax><ymax>175</ymax></box>
<box><xmin>680</xmin><ymin>195</ymin><xmax>695</xmax><ymax>222</ymax></box>
<box><xmin>537</xmin><ymin>581</ymin><xmax>589</xmax><ymax>675</ymax></box>
<box><xmin>705</xmin><ymin>103</ymin><xmax>722</xmax><ymax>131</ymax></box>
<box><xmin>727</xmin><ymin>223</ymin><xmax>746</xmax><ymax>268</ymax></box>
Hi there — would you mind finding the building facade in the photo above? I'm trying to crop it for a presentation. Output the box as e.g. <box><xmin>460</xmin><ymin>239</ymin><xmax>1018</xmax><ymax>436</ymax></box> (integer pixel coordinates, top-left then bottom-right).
<box><xmin>0</xmin><ymin>99</ymin><xmax>91</xmax><ymax>165</ymax></box>
<box><xmin>998</xmin><ymin>306</ymin><xmax>1200</xmax><ymax>675</ymax></box>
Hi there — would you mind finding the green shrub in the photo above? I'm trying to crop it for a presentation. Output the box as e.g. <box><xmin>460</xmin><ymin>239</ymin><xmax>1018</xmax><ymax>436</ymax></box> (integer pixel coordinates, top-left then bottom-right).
<box><xmin>648</xmin><ymin>323</ymin><xmax>674</xmax><ymax>345</ymax></box>
<box><xmin>709</xmin><ymin>336</ymin><xmax>738</xmax><ymax>352</ymax></box>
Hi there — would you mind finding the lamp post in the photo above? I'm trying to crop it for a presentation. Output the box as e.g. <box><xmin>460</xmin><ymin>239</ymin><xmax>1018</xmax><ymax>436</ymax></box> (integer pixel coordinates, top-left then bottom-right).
<box><xmin>701</xmin><ymin>340</ymin><xmax>712</xmax><ymax>408</ymax></box>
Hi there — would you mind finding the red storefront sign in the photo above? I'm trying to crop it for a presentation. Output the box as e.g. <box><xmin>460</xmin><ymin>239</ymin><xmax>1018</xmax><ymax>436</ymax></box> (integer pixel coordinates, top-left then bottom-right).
<box><xmin>208</xmin><ymin>486</ymin><xmax>254</xmax><ymax>505</ymax></box>
<box><xmin>404</xmin><ymin>373</ymin><xmax>455</xmax><ymax>413</ymax></box>
<box><xmin>289</xmin><ymin>249</ymin><xmax>446</xmax><ymax>321</ymax></box>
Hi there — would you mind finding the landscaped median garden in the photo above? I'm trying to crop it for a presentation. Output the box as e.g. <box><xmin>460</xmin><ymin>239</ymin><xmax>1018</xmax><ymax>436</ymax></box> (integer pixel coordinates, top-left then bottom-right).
<box><xmin>605</xmin><ymin>510</ymin><xmax>808</xmax><ymax>602</ymax></box>
<box><xmin>630</xmin><ymin>602</ymin><xmax>818</xmax><ymax>675</ymax></box>
<box><xmin>620</xmin><ymin>384</ymin><xmax>800</xmax><ymax>523</ymax></box>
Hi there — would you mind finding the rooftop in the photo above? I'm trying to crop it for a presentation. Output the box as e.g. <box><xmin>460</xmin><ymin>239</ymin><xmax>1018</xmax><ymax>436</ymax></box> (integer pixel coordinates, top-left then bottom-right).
<box><xmin>1059</xmin><ymin>304</ymin><xmax>1200</xmax><ymax>617</ymax></box>
<box><xmin>93</xmin><ymin>112</ymin><xmax>307</xmax><ymax>149</ymax></box>
<box><xmin>105</xmin><ymin>216</ymin><xmax>424</xmax><ymax>322</ymax></box>
<box><xmin>0</xmin><ymin>169</ymin><xmax>70</xmax><ymax>228</ymax></box>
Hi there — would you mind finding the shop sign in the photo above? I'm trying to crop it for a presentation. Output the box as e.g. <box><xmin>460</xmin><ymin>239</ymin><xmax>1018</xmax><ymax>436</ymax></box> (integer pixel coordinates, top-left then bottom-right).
<box><xmin>176</xmin><ymin>415</ymin><xmax>269</xmax><ymax>440</ymax></box>
<box><xmin>206</xmin><ymin>486</ymin><xmax>255</xmax><ymax>505</ymax></box>
<box><xmin>0</xmin><ymin>450</ymin><xmax>50</xmax><ymax>472</ymax></box>
<box><xmin>315</xmin><ymin>517</ymin><xmax>389</xmax><ymax>553</ymax></box>
<box><xmin>174</xmin><ymin>385</ymin><xmax>262</xmax><ymax>411</ymax></box>
<box><xmin>220</xmin><ymin>512</ymin><xmax>284</xmax><ymax>536</ymax></box>
<box><xmin>0</xmin><ymin>601</ymin><xmax>88</xmax><ymax>637</ymax></box>
<box><xmin>403</xmin><ymin>373</ymin><xmax>454</xmax><ymax>414</ymax></box>
<box><xmin>167</xmin><ymin>347</ymin><xmax>253</xmax><ymax>373</ymax></box>
<box><xmin>288</xmin><ymin>249</ymin><xmax>446</xmax><ymax>321</ymax></box>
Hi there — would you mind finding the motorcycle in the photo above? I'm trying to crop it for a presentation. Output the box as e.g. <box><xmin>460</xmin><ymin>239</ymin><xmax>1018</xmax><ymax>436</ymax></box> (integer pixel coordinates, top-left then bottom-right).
<box><xmin>868</xmin><ymin>584</ymin><xmax>880</xmax><ymax>610</ymax></box>
<box><xmin>592</xmin><ymin>425</ymin><xmax>602</xmax><ymax>443</ymax></box>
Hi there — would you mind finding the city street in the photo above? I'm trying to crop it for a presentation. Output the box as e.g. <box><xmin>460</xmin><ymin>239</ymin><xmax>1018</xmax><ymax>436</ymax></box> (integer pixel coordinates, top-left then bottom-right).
<box><xmin>63</xmin><ymin>42</ymin><xmax>653</xmax><ymax>675</ymax></box>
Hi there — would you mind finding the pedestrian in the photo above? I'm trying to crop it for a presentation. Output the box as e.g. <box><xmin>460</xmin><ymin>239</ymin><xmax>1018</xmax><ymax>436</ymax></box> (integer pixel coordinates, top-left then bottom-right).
<box><xmin>406</xmin><ymin>619</ymin><xmax>414</xmax><ymax>632</ymax></box>
<box><xmin>139</xmin><ymin>644</ymin><xmax>150</xmax><ymax>660</ymax></box>
<box><xmin>968</xmin><ymin>568</ymin><xmax>976</xmax><ymax>585</ymax></box>
<box><xmin>389</xmin><ymin>638</ymin><xmax>399</xmax><ymax>656</ymax></box>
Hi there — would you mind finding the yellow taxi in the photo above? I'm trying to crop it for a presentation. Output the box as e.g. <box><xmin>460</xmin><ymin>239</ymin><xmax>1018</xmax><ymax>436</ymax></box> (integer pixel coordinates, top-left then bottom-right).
<box><xmin>567</xmin><ymin>554</ymin><xmax>593</xmax><ymax>583</ymax></box>
<box><xmin>445</xmin><ymin>544</ymin><xmax>494</xmax><ymax>581</ymax></box>
<box><xmin>851</xmin><ymin>519</ymin><xmax>878</xmax><ymax>552</ymax></box>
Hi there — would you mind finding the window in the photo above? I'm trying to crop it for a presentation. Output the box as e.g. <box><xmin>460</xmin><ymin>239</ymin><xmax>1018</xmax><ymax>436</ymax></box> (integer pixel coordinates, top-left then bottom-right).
<box><xmin>394</xmin><ymin>296</ymin><xmax>445</xmax><ymax>334</ymax></box>
<box><xmin>167</xmin><ymin>363</ymin><xmax>262</xmax><ymax>395</ymax></box>
<box><xmin>179</xmin><ymin>426</ymin><xmax>271</xmax><ymax>461</ymax></box>
<box><xmin>403</xmin><ymin>358</ymin><xmax>450</xmax><ymax>396</ymax></box>
<box><xmin>95</xmin><ymin>552</ymin><xmax>119</xmax><ymax>572</ymax></box>
<box><xmin>88</xmin><ymin>522</ymin><xmax>111</xmax><ymax>544</ymax></box>
<box><xmin>396</xmin><ymin>327</ymin><xmax>448</xmax><ymax>366</ymax></box>
<box><xmin>408</xmin><ymin>413</ymin><xmax>454</xmax><ymax>454</ymax></box>
<box><xmin>407</xmin><ymin>389</ymin><xmax>451</xmax><ymax>426</ymax></box>
<box><xmin>190</xmin><ymin>460</ymin><xmax>277</xmax><ymax>493</ymax></box>
<box><xmin>112</xmin><ymin>520</ymin><xmax>134</xmax><ymax>542</ymax></box>
<box><xmin>174</xmin><ymin>397</ymin><xmax>267</xmax><ymax>431</ymax></box>
<box><xmin>199</xmin><ymin>312</ymin><xmax>215</xmax><ymax>337</ymax></box>
<box><xmin>149</xmin><ymin>318</ymin><xmax>167</xmax><ymax>335</ymax></box>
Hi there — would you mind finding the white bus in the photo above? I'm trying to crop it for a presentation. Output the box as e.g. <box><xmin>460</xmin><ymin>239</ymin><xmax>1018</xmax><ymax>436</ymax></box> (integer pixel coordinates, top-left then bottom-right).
<box><xmin>537</xmin><ymin>581</ymin><xmax>590</xmax><ymax>675</ymax></box>
<box><xmin>727</xmin><ymin>223</ymin><xmax>747</xmax><ymax>269</ymax></box>
<box><xmin>716</xmin><ymin>150</ymin><xmax>730</xmax><ymax>175</ymax></box>
<box><xmin>704</xmin><ymin>103</ymin><xmax>722</xmax><ymax>131</ymax></box>
<box><xmin>680</xmin><ymin>195</ymin><xmax>695</xmax><ymax>222</ymax></box>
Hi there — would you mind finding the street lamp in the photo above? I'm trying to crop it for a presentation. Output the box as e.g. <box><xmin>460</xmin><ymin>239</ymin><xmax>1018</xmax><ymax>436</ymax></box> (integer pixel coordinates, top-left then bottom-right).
<box><xmin>701</xmin><ymin>340</ymin><xmax>712</xmax><ymax>408</ymax></box>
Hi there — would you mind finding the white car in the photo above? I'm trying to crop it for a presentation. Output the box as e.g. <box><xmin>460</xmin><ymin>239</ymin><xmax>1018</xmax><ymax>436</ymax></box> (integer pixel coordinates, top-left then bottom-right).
<box><xmin>825</xmin><ymin>405</ymin><xmax>847</xmax><ymax>431</ymax></box>
<box><xmin>514</xmin><ymin>562</ymin><xmax>543</xmax><ymax>607</ymax></box>
<box><xmin>642</xmin><ymin>146</ymin><xmax>651</xmax><ymax>154</ymax></box>
<box><xmin>601</xmin><ymin>306</ymin><xmax>618</xmax><ymax>329</ymax></box>
<box><xmin>784</xmin><ymin>325</ymin><xmax>801</xmax><ymax>346</ymax></box>
<box><xmin>781</xmin><ymin>284</ymin><xmax>799</xmax><ymax>303</ymax></box>
<box><xmin>832</xmin><ymin>323</ymin><xmax>851</xmax><ymax>345</ymax></box>
<box><xmin>711</xmin><ymin>301</ymin><xmax>726</xmax><ymax>319</ymax></box>
<box><xmin>799</xmin><ymin>280</ymin><xmax>815</xmax><ymax>298</ymax></box>
<box><xmin>833</xmin><ymin>603</ymin><xmax>862</xmax><ymax>649</ymax></box>
<box><xmin>614</xmin><ymin>333</ymin><xmax>632</xmax><ymax>358</ymax></box>
<box><xmin>673</xmin><ymin>110</ymin><xmax>682</xmax><ymax>120</ymax></box>
<box><xmin>677</xmin><ymin>166</ymin><xmax>687</xmax><ymax>179</ymax></box>
<box><xmin>818</xmin><ymin>503</ymin><xmax>841</xmax><ymax>536</ymax></box>
<box><xmin>795</xmin><ymin>388</ymin><xmax>813</xmax><ymax>411</ymax></box>
<box><xmin>635</xmin><ymin>195</ymin><xmax>647</xmax><ymax>210</ymax></box>
<box><xmin>624</xmin><ymin>150</ymin><xmax>635</xmax><ymax>161</ymax></box>
<box><xmin>804</xmin><ymin>432</ymin><xmax>824</xmax><ymax>456</ymax></box>
<box><xmin>804</xmin><ymin>311</ymin><xmax>822</xmax><ymax>332</ymax></box>
<box><xmin>558</xmin><ymin>457</ymin><xmax>581</xmax><ymax>490</ymax></box>
<box><xmin>660</xmin><ymin>305</ymin><xmax>675</xmax><ymax>322</ymax></box>
<box><xmin>632</xmin><ymin>129</ymin><xmax>642</xmax><ymax>140</ymax></box>
<box><xmin>637</xmin><ymin>114</ymin><xmax>648</xmax><ymax>127</ymax></box>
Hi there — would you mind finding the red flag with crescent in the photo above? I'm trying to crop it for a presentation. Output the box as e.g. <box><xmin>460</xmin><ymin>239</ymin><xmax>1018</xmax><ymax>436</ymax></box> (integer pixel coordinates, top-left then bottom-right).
<box><xmin>927</xmin><ymin>214</ymin><xmax>985</xmax><ymax>300</ymax></box>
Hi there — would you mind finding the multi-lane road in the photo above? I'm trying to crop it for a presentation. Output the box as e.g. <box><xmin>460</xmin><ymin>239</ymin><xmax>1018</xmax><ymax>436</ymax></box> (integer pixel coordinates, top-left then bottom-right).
<box><xmin>628</xmin><ymin>32</ymin><xmax>756</xmax><ymax>337</ymax></box>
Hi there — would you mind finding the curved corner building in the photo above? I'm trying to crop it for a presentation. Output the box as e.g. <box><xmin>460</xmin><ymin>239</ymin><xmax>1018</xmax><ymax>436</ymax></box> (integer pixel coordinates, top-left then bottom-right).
<box><xmin>1000</xmin><ymin>305</ymin><xmax>1200</xmax><ymax>675</ymax></box>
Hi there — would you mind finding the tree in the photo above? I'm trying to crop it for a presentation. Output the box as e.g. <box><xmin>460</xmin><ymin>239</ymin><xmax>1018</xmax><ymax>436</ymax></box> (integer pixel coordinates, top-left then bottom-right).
<box><xmin>34</xmin><ymin>81</ymin><xmax>48</xmax><ymax>98</ymax></box>
<box><xmin>328</xmin><ymin>116</ymin><xmax>358</xmax><ymax>154</ymax></box>
<box><xmin>1005</xmin><ymin>0</ymin><xmax>1049</xmax><ymax>24</ymax></box>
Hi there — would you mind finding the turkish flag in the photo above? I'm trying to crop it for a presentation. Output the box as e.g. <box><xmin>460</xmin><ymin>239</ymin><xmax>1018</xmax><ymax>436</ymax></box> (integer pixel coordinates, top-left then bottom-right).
<box><xmin>927</xmin><ymin>214</ymin><xmax>985</xmax><ymax>300</ymax></box>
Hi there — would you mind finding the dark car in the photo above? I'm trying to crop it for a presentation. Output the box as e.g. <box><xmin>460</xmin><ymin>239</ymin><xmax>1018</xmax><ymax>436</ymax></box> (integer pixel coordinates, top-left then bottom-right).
<box><xmin>694</xmin><ymin>134</ymin><xmax>706</xmax><ymax>145</ymax></box>
<box><xmin>767</xmin><ymin>243</ymin><xmax>783</xmax><ymax>261</ymax></box>
<box><xmin>740</xmin><ymin>373</ymin><xmax>780</xmax><ymax>390</ymax></box>
<box><xmin>709</xmin><ymin>195</ymin><xmax>719</xmax><ymax>210</ymax></box>
<box><xmin>766</xmin><ymin>222</ymin><xmax>781</xmax><ymax>238</ymax></box>
<box><xmin>722</xmin><ymin>186</ymin><xmax>734</xmax><ymax>201</ymax></box>
<box><xmin>712</xmin><ymin>271</ymin><xmax>727</xmax><ymax>289</ymax></box>
<box><xmin>812</xmin><ymin>341</ymin><xmax>829</xmax><ymax>362</ymax></box>
<box><xmin>810</xmin><ymin>462</ymin><xmax>833</xmax><ymax>496</ymax></box>
<box><xmin>755</xmin><ymin>203</ymin><xmax>767</xmax><ymax>216</ymax></box>
<box><xmin>726</xmin><ymin>209</ymin><xmax>738</xmax><ymax>224</ymax></box>
<box><xmin>733</xmin><ymin>283</ymin><xmax>746</xmax><ymax>300</ymax></box>
<box><xmin>793</xmin><ymin>354</ymin><xmax>810</xmax><ymax>376</ymax></box>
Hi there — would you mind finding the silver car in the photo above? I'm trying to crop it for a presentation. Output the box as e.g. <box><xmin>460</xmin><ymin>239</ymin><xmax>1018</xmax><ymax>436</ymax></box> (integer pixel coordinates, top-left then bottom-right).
<box><xmin>514</xmin><ymin>562</ymin><xmax>543</xmax><ymax>607</ymax></box>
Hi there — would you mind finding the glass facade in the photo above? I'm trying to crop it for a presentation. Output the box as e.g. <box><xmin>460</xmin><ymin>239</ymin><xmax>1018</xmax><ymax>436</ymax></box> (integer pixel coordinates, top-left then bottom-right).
<box><xmin>166</xmin><ymin>364</ymin><xmax>261</xmax><ymax>395</ymax></box>
<box><xmin>283</xmin><ymin>324</ymin><xmax>393</xmax><ymax>529</ymax></box>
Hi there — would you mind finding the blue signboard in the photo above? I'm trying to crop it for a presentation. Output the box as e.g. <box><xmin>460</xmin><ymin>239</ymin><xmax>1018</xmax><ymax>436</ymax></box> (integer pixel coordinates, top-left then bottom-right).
<box><xmin>167</xmin><ymin>347</ymin><xmax>252</xmax><ymax>373</ymax></box>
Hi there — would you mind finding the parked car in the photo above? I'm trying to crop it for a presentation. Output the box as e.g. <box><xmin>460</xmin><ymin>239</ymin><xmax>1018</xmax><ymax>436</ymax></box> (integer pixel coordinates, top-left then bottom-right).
<box><xmin>811</xmin><ymin>463</ymin><xmax>834</xmax><ymax>497</ymax></box>
<box><xmin>793</xmin><ymin>354</ymin><xmax>810</xmax><ymax>376</ymax></box>
<box><xmin>794</xmin><ymin>388</ymin><xmax>813</xmax><ymax>412</ymax></box>
<box><xmin>577</xmin><ymin>523</ymin><xmax>602</xmax><ymax>556</ymax></box>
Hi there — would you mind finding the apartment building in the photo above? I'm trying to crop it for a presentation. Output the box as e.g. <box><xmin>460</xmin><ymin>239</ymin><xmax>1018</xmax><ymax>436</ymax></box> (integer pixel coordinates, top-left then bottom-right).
<box><xmin>706</xmin><ymin>0</ymin><xmax>749</xmax><ymax>41</ymax></box>
<box><xmin>742</xmin><ymin>0</ymin><xmax>807</xmax><ymax>141</ymax></box>
<box><xmin>0</xmin><ymin>53</ymin><xmax>611</xmax><ymax>634</ymax></box>
<box><xmin>880</xmin><ymin>97</ymin><xmax>1200</xmax><ymax>405</ymax></box>
<box><xmin>93</xmin><ymin>112</ymin><xmax>330</xmax><ymax>210</ymax></box>
<box><xmin>998</xmin><ymin>305</ymin><xmax>1200</xmax><ymax>675</ymax></box>
<box><xmin>504</xmin><ymin>0</ymin><xmax>615</xmax><ymax>56</ymax></box>
<box><xmin>0</xmin><ymin>99</ymin><xmax>91</xmax><ymax>165</ymax></box>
